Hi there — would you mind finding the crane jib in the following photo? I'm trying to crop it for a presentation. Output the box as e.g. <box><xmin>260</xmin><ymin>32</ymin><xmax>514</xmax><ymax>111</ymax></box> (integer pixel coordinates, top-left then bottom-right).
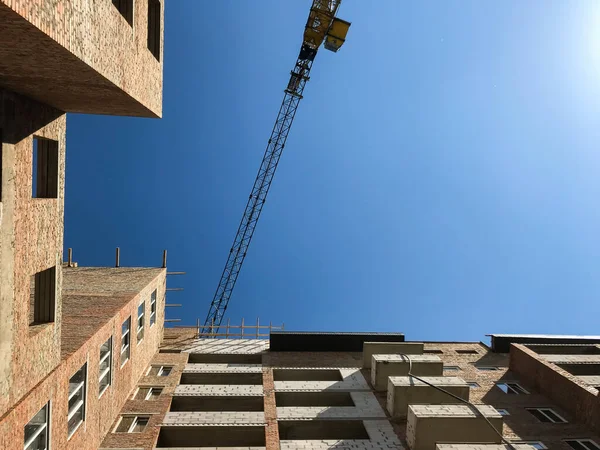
<box><xmin>201</xmin><ymin>0</ymin><xmax>349</xmax><ymax>335</ymax></box>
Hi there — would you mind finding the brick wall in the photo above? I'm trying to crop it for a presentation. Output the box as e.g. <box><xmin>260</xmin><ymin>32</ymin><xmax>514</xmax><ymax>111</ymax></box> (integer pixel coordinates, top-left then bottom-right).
<box><xmin>375</xmin><ymin>342</ymin><xmax>600</xmax><ymax>450</ymax></box>
<box><xmin>0</xmin><ymin>267</ymin><xmax>166</xmax><ymax>450</ymax></box>
<box><xmin>100</xmin><ymin>352</ymin><xmax>188</xmax><ymax>449</ymax></box>
<box><xmin>510</xmin><ymin>343</ymin><xmax>600</xmax><ymax>437</ymax></box>
<box><xmin>0</xmin><ymin>87</ymin><xmax>66</xmax><ymax>417</ymax></box>
<box><xmin>0</xmin><ymin>0</ymin><xmax>163</xmax><ymax>117</ymax></box>
<box><xmin>95</xmin><ymin>336</ymin><xmax>600</xmax><ymax>450</ymax></box>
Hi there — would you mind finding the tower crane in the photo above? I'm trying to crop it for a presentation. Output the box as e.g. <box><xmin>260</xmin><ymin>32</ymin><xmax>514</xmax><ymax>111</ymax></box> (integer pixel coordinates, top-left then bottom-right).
<box><xmin>202</xmin><ymin>1</ymin><xmax>350</xmax><ymax>334</ymax></box>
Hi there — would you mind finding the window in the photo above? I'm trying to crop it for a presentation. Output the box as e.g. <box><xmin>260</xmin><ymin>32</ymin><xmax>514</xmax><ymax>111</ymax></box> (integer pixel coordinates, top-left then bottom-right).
<box><xmin>511</xmin><ymin>442</ymin><xmax>547</xmax><ymax>450</ymax></box>
<box><xmin>527</xmin><ymin>407</ymin><xmax>567</xmax><ymax>423</ymax></box>
<box><xmin>150</xmin><ymin>289</ymin><xmax>157</xmax><ymax>326</ymax></box>
<box><xmin>112</xmin><ymin>0</ymin><xmax>133</xmax><ymax>26</ymax></box>
<box><xmin>565</xmin><ymin>440</ymin><xmax>600</xmax><ymax>450</ymax></box>
<box><xmin>137</xmin><ymin>301</ymin><xmax>145</xmax><ymax>344</ymax></box>
<box><xmin>456</xmin><ymin>349</ymin><xmax>478</xmax><ymax>354</ymax></box>
<box><xmin>24</xmin><ymin>402</ymin><xmax>49</xmax><ymax>450</ymax></box>
<box><xmin>476</xmin><ymin>366</ymin><xmax>500</xmax><ymax>371</ymax></box>
<box><xmin>148</xmin><ymin>365</ymin><xmax>172</xmax><ymax>376</ymax></box>
<box><xmin>135</xmin><ymin>387</ymin><xmax>163</xmax><ymax>400</ymax></box>
<box><xmin>99</xmin><ymin>338</ymin><xmax>112</xmax><ymax>396</ymax></box>
<box><xmin>496</xmin><ymin>382</ymin><xmax>529</xmax><ymax>395</ymax></box>
<box><xmin>115</xmin><ymin>416</ymin><xmax>150</xmax><ymax>433</ymax></box>
<box><xmin>467</xmin><ymin>382</ymin><xmax>480</xmax><ymax>388</ymax></box>
<box><xmin>30</xmin><ymin>266</ymin><xmax>56</xmax><ymax>325</ymax></box>
<box><xmin>32</xmin><ymin>137</ymin><xmax>58</xmax><ymax>199</ymax></box>
<box><xmin>68</xmin><ymin>364</ymin><xmax>87</xmax><ymax>438</ymax></box>
<box><xmin>121</xmin><ymin>317</ymin><xmax>131</xmax><ymax>366</ymax></box>
<box><xmin>443</xmin><ymin>365</ymin><xmax>460</xmax><ymax>371</ymax></box>
<box><xmin>497</xmin><ymin>409</ymin><xmax>510</xmax><ymax>416</ymax></box>
<box><xmin>423</xmin><ymin>349</ymin><xmax>443</xmax><ymax>354</ymax></box>
<box><xmin>147</xmin><ymin>0</ymin><xmax>161</xmax><ymax>61</ymax></box>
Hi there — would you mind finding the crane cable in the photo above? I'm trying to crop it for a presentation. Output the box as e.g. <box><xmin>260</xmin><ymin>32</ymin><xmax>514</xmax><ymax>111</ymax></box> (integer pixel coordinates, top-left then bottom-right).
<box><xmin>400</xmin><ymin>354</ymin><xmax>517</xmax><ymax>450</ymax></box>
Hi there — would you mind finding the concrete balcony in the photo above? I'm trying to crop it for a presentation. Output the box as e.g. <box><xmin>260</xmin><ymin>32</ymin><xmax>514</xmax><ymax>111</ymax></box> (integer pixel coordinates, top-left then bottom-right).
<box><xmin>363</xmin><ymin>342</ymin><xmax>425</xmax><ymax>368</ymax></box>
<box><xmin>406</xmin><ymin>404</ymin><xmax>503</xmax><ymax>450</ymax></box>
<box><xmin>387</xmin><ymin>376</ymin><xmax>470</xmax><ymax>418</ymax></box>
<box><xmin>371</xmin><ymin>355</ymin><xmax>443</xmax><ymax>391</ymax></box>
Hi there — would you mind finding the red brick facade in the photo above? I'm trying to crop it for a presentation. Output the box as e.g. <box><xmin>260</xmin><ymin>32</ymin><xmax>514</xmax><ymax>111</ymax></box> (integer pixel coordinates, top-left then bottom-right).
<box><xmin>0</xmin><ymin>0</ymin><xmax>163</xmax><ymax>117</ymax></box>
<box><xmin>0</xmin><ymin>267</ymin><xmax>167</xmax><ymax>450</ymax></box>
<box><xmin>0</xmin><ymin>88</ymin><xmax>66</xmax><ymax>418</ymax></box>
<box><xmin>107</xmin><ymin>336</ymin><xmax>600</xmax><ymax>450</ymax></box>
<box><xmin>510</xmin><ymin>343</ymin><xmax>600</xmax><ymax>436</ymax></box>
<box><xmin>100</xmin><ymin>352</ymin><xmax>188</xmax><ymax>449</ymax></box>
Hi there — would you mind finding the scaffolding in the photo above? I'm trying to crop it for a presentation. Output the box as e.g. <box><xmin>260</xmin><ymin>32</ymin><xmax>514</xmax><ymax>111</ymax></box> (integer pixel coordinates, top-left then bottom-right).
<box><xmin>173</xmin><ymin>318</ymin><xmax>284</xmax><ymax>339</ymax></box>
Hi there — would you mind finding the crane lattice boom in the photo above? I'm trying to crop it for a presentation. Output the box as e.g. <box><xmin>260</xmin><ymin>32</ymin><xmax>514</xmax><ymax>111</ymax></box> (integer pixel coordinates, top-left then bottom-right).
<box><xmin>202</xmin><ymin>1</ymin><xmax>350</xmax><ymax>334</ymax></box>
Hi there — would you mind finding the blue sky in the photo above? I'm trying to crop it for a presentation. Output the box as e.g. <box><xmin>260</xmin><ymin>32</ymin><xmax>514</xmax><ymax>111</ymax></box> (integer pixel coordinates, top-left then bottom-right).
<box><xmin>65</xmin><ymin>1</ymin><xmax>600</xmax><ymax>341</ymax></box>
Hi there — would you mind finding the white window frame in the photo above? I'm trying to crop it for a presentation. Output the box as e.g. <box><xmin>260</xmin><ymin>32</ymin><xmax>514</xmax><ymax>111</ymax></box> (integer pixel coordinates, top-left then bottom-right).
<box><xmin>565</xmin><ymin>440</ymin><xmax>600</xmax><ymax>450</ymax></box>
<box><xmin>497</xmin><ymin>408</ymin><xmax>510</xmax><ymax>416</ymax></box>
<box><xmin>24</xmin><ymin>401</ymin><xmax>50</xmax><ymax>450</ymax></box>
<box><xmin>527</xmin><ymin>407</ymin><xmax>567</xmax><ymax>423</ymax></box>
<box><xmin>145</xmin><ymin>387</ymin><xmax>163</xmax><ymax>400</ymax></box>
<box><xmin>147</xmin><ymin>365</ymin><xmax>172</xmax><ymax>376</ymax></box>
<box><xmin>67</xmin><ymin>363</ymin><xmax>87</xmax><ymax>439</ymax></box>
<box><xmin>121</xmin><ymin>317</ymin><xmax>131</xmax><ymax>367</ymax></box>
<box><xmin>496</xmin><ymin>382</ymin><xmax>529</xmax><ymax>394</ymax></box>
<box><xmin>511</xmin><ymin>442</ymin><xmax>547</xmax><ymax>450</ymax></box>
<box><xmin>137</xmin><ymin>301</ymin><xmax>145</xmax><ymax>344</ymax></box>
<box><xmin>114</xmin><ymin>415</ymin><xmax>150</xmax><ymax>433</ymax></box>
<box><xmin>133</xmin><ymin>386</ymin><xmax>163</xmax><ymax>400</ymax></box>
<box><xmin>158</xmin><ymin>366</ymin><xmax>172</xmax><ymax>376</ymax></box>
<box><xmin>99</xmin><ymin>337</ymin><xmax>112</xmax><ymax>397</ymax></box>
<box><xmin>150</xmin><ymin>289</ymin><xmax>157</xmax><ymax>326</ymax></box>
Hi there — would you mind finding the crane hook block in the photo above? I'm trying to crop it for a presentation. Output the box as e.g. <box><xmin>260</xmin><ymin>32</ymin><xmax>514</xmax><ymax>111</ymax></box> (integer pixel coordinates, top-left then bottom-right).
<box><xmin>324</xmin><ymin>18</ymin><xmax>351</xmax><ymax>53</ymax></box>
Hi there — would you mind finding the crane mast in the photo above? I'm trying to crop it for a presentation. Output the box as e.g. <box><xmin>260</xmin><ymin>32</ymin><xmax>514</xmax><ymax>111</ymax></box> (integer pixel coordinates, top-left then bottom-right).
<box><xmin>202</xmin><ymin>1</ymin><xmax>350</xmax><ymax>334</ymax></box>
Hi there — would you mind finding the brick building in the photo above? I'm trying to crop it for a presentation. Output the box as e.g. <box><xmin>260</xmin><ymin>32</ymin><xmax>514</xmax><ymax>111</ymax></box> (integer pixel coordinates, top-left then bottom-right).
<box><xmin>96</xmin><ymin>330</ymin><xmax>600</xmax><ymax>450</ymax></box>
<box><xmin>0</xmin><ymin>0</ymin><xmax>164</xmax><ymax>448</ymax></box>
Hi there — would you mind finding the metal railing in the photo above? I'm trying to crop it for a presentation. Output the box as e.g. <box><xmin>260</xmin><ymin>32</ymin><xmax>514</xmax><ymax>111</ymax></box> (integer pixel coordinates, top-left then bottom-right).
<box><xmin>173</xmin><ymin>318</ymin><xmax>284</xmax><ymax>339</ymax></box>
